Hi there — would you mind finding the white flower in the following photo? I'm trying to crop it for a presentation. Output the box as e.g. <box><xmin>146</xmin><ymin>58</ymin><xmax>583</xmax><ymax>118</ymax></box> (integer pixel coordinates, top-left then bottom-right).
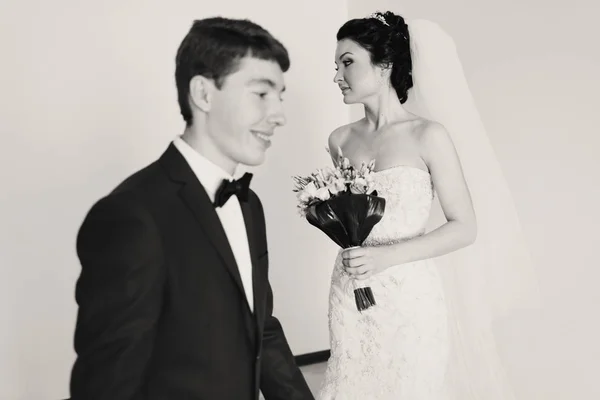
<box><xmin>315</xmin><ymin>187</ymin><xmax>331</xmax><ymax>201</ymax></box>
<box><xmin>321</xmin><ymin>166</ymin><xmax>336</xmax><ymax>179</ymax></box>
<box><xmin>327</xmin><ymin>177</ymin><xmax>346</xmax><ymax>195</ymax></box>
<box><xmin>341</xmin><ymin>157</ymin><xmax>350</xmax><ymax>170</ymax></box>
<box><xmin>297</xmin><ymin>182</ymin><xmax>318</xmax><ymax>202</ymax></box>
<box><xmin>350</xmin><ymin>177</ymin><xmax>368</xmax><ymax>194</ymax></box>
<box><xmin>292</xmin><ymin>148</ymin><xmax>381</xmax><ymax>219</ymax></box>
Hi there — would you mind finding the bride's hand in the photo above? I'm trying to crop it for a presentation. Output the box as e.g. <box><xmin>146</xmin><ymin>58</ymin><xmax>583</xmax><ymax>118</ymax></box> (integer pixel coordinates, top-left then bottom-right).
<box><xmin>341</xmin><ymin>246</ymin><xmax>392</xmax><ymax>280</ymax></box>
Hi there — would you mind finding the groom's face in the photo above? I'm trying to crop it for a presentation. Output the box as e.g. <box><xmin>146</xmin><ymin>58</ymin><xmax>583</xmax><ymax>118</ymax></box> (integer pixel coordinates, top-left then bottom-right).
<box><xmin>206</xmin><ymin>56</ymin><xmax>286</xmax><ymax>168</ymax></box>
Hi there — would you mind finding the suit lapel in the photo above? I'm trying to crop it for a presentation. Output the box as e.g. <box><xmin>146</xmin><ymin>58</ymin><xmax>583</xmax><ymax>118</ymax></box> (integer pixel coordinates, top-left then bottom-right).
<box><xmin>180</xmin><ymin>184</ymin><xmax>248</xmax><ymax>295</ymax></box>
<box><xmin>240</xmin><ymin>202</ymin><xmax>265</xmax><ymax>348</ymax></box>
<box><xmin>159</xmin><ymin>144</ymin><xmax>247</xmax><ymax>310</ymax></box>
<box><xmin>181</xmin><ymin>184</ymin><xmax>259</xmax><ymax>347</ymax></box>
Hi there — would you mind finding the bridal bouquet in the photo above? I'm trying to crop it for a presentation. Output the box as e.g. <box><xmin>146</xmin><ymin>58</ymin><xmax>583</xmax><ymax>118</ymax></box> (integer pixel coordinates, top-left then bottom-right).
<box><xmin>292</xmin><ymin>149</ymin><xmax>386</xmax><ymax>311</ymax></box>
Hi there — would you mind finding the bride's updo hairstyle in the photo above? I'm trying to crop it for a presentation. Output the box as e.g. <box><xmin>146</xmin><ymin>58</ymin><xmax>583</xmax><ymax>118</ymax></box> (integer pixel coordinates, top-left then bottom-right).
<box><xmin>336</xmin><ymin>11</ymin><xmax>413</xmax><ymax>104</ymax></box>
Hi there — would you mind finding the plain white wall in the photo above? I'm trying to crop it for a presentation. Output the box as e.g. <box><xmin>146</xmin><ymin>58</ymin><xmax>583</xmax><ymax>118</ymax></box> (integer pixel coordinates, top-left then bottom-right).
<box><xmin>0</xmin><ymin>0</ymin><xmax>347</xmax><ymax>398</ymax></box>
<box><xmin>347</xmin><ymin>1</ymin><xmax>600</xmax><ymax>399</ymax></box>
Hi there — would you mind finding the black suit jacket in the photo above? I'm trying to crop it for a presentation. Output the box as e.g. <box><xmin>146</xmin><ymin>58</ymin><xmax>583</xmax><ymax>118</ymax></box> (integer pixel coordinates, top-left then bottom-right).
<box><xmin>69</xmin><ymin>144</ymin><xmax>314</xmax><ymax>400</ymax></box>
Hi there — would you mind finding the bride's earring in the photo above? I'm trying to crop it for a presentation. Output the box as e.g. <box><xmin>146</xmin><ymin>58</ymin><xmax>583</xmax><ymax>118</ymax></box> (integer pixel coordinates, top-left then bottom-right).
<box><xmin>379</xmin><ymin>66</ymin><xmax>392</xmax><ymax>87</ymax></box>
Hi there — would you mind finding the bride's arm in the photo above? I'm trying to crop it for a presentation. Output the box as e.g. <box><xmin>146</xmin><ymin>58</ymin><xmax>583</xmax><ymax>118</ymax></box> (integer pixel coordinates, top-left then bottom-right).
<box><xmin>383</xmin><ymin>121</ymin><xmax>477</xmax><ymax>266</ymax></box>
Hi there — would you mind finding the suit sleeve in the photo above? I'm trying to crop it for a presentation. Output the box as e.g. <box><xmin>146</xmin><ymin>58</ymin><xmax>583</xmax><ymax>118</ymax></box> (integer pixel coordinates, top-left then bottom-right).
<box><xmin>70</xmin><ymin>192</ymin><xmax>165</xmax><ymax>400</ymax></box>
<box><xmin>252</xmin><ymin>194</ymin><xmax>315</xmax><ymax>400</ymax></box>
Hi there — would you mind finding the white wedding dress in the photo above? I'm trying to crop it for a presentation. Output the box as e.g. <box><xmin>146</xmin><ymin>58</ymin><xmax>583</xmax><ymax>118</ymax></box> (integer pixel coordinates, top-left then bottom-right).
<box><xmin>318</xmin><ymin>165</ymin><xmax>450</xmax><ymax>400</ymax></box>
<box><xmin>315</xmin><ymin>18</ymin><xmax>540</xmax><ymax>400</ymax></box>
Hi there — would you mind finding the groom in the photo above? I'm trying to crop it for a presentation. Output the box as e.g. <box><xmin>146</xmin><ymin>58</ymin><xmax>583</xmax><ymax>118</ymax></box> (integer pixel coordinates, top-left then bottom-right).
<box><xmin>69</xmin><ymin>17</ymin><xmax>314</xmax><ymax>400</ymax></box>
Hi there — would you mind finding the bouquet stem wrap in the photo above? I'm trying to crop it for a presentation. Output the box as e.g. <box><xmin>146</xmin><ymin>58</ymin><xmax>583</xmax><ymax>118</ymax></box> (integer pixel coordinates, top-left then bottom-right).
<box><xmin>305</xmin><ymin>192</ymin><xmax>386</xmax><ymax>311</ymax></box>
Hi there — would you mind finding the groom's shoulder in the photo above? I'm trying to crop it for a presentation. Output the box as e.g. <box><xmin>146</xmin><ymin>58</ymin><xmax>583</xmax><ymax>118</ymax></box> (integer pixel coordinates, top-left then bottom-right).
<box><xmin>90</xmin><ymin>157</ymin><xmax>172</xmax><ymax>214</ymax></box>
<box><xmin>111</xmin><ymin>159</ymin><xmax>169</xmax><ymax>197</ymax></box>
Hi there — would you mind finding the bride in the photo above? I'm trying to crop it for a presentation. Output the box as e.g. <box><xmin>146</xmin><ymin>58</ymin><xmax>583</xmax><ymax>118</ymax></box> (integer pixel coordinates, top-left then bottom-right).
<box><xmin>317</xmin><ymin>11</ymin><xmax>539</xmax><ymax>400</ymax></box>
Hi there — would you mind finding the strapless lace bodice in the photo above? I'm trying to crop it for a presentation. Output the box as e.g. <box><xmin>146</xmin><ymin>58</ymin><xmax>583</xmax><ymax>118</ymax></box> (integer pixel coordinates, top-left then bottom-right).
<box><xmin>318</xmin><ymin>166</ymin><xmax>449</xmax><ymax>400</ymax></box>
<box><xmin>363</xmin><ymin>166</ymin><xmax>434</xmax><ymax>247</ymax></box>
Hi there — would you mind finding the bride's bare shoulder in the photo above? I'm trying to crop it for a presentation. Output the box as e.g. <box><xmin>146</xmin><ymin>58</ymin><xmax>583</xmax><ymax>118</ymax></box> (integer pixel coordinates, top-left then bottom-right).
<box><xmin>414</xmin><ymin>119</ymin><xmax>457</xmax><ymax>162</ymax></box>
<box><xmin>328</xmin><ymin>119</ymin><xmax>364</xmax><ymax>155</ymax></box>
<box><xmin>415</xmin><ymin>119</ymin><xmax>451</xmax><ymax>142</ymax></box>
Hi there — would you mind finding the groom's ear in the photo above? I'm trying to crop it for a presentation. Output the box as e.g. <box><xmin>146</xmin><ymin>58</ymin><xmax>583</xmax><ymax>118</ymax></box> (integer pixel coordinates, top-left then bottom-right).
<box><xmin>189</xmin><ymin>75</ymin><xmax>215</xmax><ymax>112</ymax></box>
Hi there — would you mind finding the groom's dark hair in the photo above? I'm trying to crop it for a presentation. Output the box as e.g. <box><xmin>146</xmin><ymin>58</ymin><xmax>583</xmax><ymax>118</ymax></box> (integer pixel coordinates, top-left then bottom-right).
<box><xmin>175</xmin><ymin>17</ymin><xmax>290</xmax><ymax>126</ymax></box>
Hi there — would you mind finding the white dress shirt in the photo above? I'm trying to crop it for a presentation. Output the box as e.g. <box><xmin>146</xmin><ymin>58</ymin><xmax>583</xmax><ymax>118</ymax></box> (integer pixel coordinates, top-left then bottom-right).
<box><xmin>173</xmin><ymin>137</ymin><xmax>254</xmax><ymax>312</ymax></box>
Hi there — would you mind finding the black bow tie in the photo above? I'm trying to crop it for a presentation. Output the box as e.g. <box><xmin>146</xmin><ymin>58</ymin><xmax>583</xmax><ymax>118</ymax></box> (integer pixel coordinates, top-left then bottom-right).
<box><xmin>213</xmin><ymin>172</ymin><xmax>253</xmax><ymax>207</ymax></box>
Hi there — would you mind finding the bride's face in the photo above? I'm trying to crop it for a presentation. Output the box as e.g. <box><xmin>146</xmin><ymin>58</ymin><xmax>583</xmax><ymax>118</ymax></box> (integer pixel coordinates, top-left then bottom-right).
<box><xmin>333</xmin><ymin>39</ymin><xmax>385</xmax><ymax>104</ymax></box>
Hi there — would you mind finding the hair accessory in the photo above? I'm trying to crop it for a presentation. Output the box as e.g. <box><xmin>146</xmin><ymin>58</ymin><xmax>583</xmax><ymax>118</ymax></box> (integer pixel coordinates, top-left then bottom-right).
<box><xmin>368</xmin><ymin>13</ymin><xmax>389</xmax><ymax>26</ymax></box>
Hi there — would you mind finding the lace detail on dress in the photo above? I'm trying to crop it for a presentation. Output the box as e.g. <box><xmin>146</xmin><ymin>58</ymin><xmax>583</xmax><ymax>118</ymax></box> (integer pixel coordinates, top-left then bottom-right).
<box><xmin>318</xmin><ymin>166</ymin><xmax>450</xmax><ymax>400</ymax></box>
<box><xmin>362</xmin><ymin>166</ymin><xmax>434</xmax><ymax>247</ymax></box>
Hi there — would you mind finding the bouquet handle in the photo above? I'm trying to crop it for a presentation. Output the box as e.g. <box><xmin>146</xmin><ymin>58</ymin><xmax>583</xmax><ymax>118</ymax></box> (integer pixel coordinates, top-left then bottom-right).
<box><xmin>345</xmin><ymin>246</ymin><xmax>376</xmax><ymax>311</ymax></box>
